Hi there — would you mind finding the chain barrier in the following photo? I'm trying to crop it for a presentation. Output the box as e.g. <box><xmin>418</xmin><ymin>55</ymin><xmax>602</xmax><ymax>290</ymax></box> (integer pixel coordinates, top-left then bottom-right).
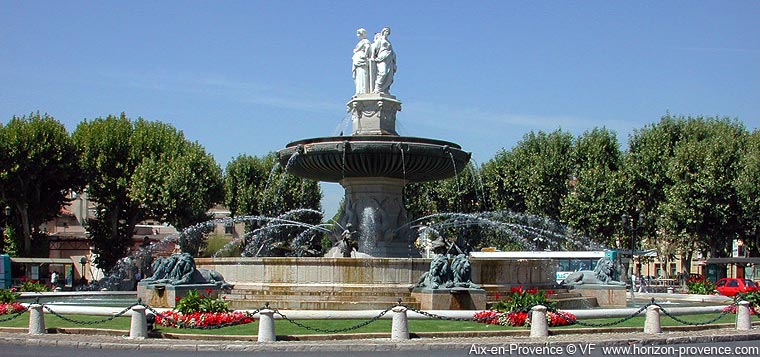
<box><xmin>546</xmin><ymin>303</ymin><xmax>649</xmax><ymax>327</ymax></box>
<box><xmin>655</xmin><ymin>301</ymin><xmax>733</xmax><ymax>326</ymax></box>
<box><xmin>403</xmin><ymin>304</ymin><xmax>482</xmax><ymax>322</ymax></box>
<box><xmin>275</xmin><ymin>306</ymin><xmax>392</xmax><ymax>334</ymax></box>
<box><xmin>143</xmin><ymin>304</ymin><xmax>260</xmax><ymax>330</ymax></box>
<box><xmin>0</xmin><ymin>306</ymin><xmax>29</xmax><ymax>323</ymax></box>
<box><xmin>42</xmin><ymin>303</ymin><xmax>139</xmax><ymax>325</ymax></box>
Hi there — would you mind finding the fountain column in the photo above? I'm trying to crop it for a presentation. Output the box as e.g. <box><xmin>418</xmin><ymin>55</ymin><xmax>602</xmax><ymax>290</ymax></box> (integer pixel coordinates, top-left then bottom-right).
<box><xmin>338</xmin><ymin>177</ymin><xmax>411</xmax><ymax>257</ymax></box>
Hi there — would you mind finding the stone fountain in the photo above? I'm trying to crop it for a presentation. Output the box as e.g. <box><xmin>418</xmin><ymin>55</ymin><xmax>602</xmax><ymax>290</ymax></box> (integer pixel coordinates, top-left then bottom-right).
<box><xmin>194</xmin><ymin>28</ymin><xmax>556</xmax><ymax>310</ymax></box>
<box><xmin>276</xmin><ymin>26</ymin><xmax>470</xmax><ymax>257</ymax></box>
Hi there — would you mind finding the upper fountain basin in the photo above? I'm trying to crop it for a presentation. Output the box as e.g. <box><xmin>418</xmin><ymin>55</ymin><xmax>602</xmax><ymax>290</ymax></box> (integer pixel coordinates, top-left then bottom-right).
<box><xmin>277</xmin><ymin>135</ymin><xmax>471</xmax><ymax>183</ymax></box>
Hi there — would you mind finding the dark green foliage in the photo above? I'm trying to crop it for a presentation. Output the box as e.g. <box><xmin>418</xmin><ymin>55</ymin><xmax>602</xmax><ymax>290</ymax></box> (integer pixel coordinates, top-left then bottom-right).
<box><xmin>0</xmin><ymin>112</ymin><xmax>84</xmax><ymax>255</ymax></box>
<box><xmin>223</xmin><ymin>153</ymin><xmax>321</xmax><ymax>218</ymax></box>
<box><xmin>561</xmin><ymin>127</ymin><xmax>627</xmax><ymax>247</ymax></box>
<box><xmin>0</xmin><ymin>289</ymin><xmax>20</xmax><ymax>303</ymax></box>
<box><xmin>73</xmin><ymin>114</ymin><xmax>223</xmax><ymax>270</ymax></box>
<box><xmin>174</xmin><ymin>289</ymin><xmax>229</xmax><ymax>314</ymax></box>
<box><xmin>223</xmin><ymin>153</ymin><xmax>323</xmax><ymax>257</ymax></box>
<box><xmin>481</xmin><ymin>130</ymin><xmax>573</xmax><ymax>221</ymax></box>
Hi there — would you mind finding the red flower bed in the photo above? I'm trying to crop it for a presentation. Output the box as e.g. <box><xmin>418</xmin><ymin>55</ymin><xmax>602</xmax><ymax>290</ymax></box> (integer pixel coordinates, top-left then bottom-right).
<box><xmin>722</xmin><ymin>304</ymin><xmax>759</xmax><ymax>315</ymax></box>
<box><xmin>155</xmin><ymin>310</ymin><xmax>255</xmax><ymax>328</ymax></box>
<box><xmin>0</xmin><ymin>302</ymin><xmax>25</xmax><ymax>315</ymax></box>
<box><xmin>473</xmin><ymin>310</ymin><xmax>501</xmax><ymax>325</ymax></box>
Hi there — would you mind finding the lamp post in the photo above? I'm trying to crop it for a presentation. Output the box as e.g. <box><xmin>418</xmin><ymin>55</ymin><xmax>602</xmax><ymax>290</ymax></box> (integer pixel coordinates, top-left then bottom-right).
<box><xmin>79</xmin><ymin>256</ymin><xmax>87</xmax><ymax>284</ymax></box>
<box><xmin>2</xmin><ymin>206</ymin><xmax>10</xmax><ymax>254</ymax></box>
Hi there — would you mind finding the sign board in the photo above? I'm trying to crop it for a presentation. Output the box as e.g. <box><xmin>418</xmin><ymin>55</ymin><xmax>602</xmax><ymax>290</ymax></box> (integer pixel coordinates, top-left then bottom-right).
<box><xmin>0</xmin><ymin>255</ymin><xmax>9</xmax><ymax>288</ymax></box>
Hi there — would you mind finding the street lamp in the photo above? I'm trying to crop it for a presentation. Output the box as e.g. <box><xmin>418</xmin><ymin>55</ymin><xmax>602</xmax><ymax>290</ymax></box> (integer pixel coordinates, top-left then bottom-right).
<box><xmin>2</xmin><ymin>206</ymin><xmax>10</xmax><ymax>254</ymax></box>
<box><xmin>79</xmin><ymin>256</ymin><xmax>87</xmax><ymax>283</ymax></box>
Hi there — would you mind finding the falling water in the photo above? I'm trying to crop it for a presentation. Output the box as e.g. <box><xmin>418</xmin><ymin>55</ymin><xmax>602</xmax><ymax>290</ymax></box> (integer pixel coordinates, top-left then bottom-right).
<box><xmin>399</xmin><ymin>210</ymin><xmax>604</xmax><ymax>252</ymax></box>
<box><xmin>468</xmin><ymin>159</ymin><xmax>487</xmax><ymax>210</ymax></box>
<box><xmin>332</xmin><ymin>112</ymin><xmax>353</xmax><ymax>136</ymax></box>
<box><xmin>276</xmin><ymin>150</ymin><xmax>301</xmax><ymax>199</ymax></box>
<box><xmin>447</xmin><ymin>149</ymin><xmax>462</xmax><ymax>212</ymax></box>
<box><xmin>358</xmin><ymin>207</ymin><xmax>377</xmax><ymax>256</ymax></box>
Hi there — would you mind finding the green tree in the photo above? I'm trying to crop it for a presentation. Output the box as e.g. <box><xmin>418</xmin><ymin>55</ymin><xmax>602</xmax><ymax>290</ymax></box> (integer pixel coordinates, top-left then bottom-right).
<box><xmin>659</xmin><ymin>116</ymin><xmax>746</xmax><ymax>261</ymax></box>
<box><xmin>736</xmin><ymin>130</ymin><xmax>760</xmax><ymax>255</ymax></box>
<box><xmin>223</xmin><ymin>153</ymin><xmax>322</xmax><ymax>256</ymax></box>
<box><xmin>624</xmin><ymin>114</ymin><xmax>688</xmax><ymax>269</ymax></box>
<box><xmin>561</xmin><ymin>127</ymin><xmax>627</xmax><ymax>247</ymax></box>
<box><xmin>481</xmin><ymin>150</ymin><xmax>525</xmax><ymax>212</ymax></box>
<box><xmin>483</xmin><ymin>130</ymin><xmax>573</xmax><ymax>221</ymax></box>
<box><xmin>404</xmin><ymin>162</ymin><xmax>484</xmax><ymax>220</ymax></box>
<box><xmin>73</xmin><ymin>114</ymin><xmax>223</xmax><ymax>270</ymax></box>
<box><xmin>0</xmin><ymin>112</ymin><xmax>83</xmax><ymax>255</ymax></box>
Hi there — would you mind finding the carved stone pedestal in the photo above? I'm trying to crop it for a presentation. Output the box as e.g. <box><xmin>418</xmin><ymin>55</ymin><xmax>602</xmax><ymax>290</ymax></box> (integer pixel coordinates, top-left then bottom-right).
<box><xmin>347</xmin><ymin>94</ymin><xmax>401</xmax><ymax>135</ymax></box>
<box><xmin>411</xmin><ymin>287</ymin><xmax>486</xmax><ymax>310</ymax></box>
<box><xmin>571</xmin><ymin>285</ymin><xmax>627</xmax><ymax>307</ymax></box>
<box><xmin>137</xmin><ymin>282</ymin><xmax>220</xmax><ymax>308</ymax></box>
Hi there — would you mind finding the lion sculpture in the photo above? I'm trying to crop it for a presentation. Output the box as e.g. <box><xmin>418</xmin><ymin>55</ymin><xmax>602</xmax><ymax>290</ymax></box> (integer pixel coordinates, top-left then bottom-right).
<box><xmin>561</xmin><ymin>256</ymin><xmax>625</xmax><ymax>286</ymax></box>
<box><xmin>143</xmin><ymin>252</ymin><xmax>233</xmax><ymax>292</ymax></box>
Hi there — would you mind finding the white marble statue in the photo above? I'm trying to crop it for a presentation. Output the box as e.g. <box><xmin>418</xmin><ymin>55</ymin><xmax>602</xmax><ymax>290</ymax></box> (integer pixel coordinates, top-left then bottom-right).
<box><xmin>352</xmin><ymin>28</ymin><xmax>372</xmax><ymax>95</ymax></box>
<box><xmin>371</xmin><ymin>27</ymin><xmax>396</xmax><ymax>94</ymax></box>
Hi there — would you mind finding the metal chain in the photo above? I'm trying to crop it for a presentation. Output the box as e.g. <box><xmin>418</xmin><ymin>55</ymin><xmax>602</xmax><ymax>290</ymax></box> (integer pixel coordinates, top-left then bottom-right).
<box><xmin>655</xmin><ymin>302</ymin><xmax>733</xmax><ymax>326</ymax></box>
<box><xmin>547</xmin><ymin>304</ymin><xmax>649</xmax><ymax>327</ymax></box>
<box><xmin>404</xmin><ymin>305</ymin><xmax>480</xmax><ymax>322</ymax></box>
<box><xmin>0</xmin><ymin>307</ymin><xmax>29</xmax><ymax>323</ymax></box>
<box><xmin>275</xmin><ymin>306</ymin><xmax>392</xmax><ymax>333</ymax></box>
<box><xmin>144</xmin><ymin>304</ymin><xmax>259</xmax><ymax>330</ymax></box>
<box><xmin>42</xmin><ymin>303</ymin><xmax>137</xmax><ymax>325</ymax></box>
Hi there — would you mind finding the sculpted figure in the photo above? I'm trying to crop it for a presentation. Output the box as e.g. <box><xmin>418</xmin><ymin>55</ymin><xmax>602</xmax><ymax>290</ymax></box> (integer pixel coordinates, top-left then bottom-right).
<box><xmin>416</xmin><ymin>253</ymin><xmax>451</xmax><ymax>289</ymax></box>
<box><xmin>562</xmin><ymin>257</ymin><xmax>626</xmax><ymax>286</ymax></box>
<box><xmin>371</xmin><ymin>27</ymin><xmax>396</xmax><ymax>94</ymax></box>
<box><xmin>338</xmin><ymin>223</ymin><xmax>358</xmax><ymax>257</ymax></box>
<box><xmin>352</xmin><ymin>28</ymin><xmax>372</xmax><ymax>94</ymax></box>
<box><xmin>450</xmin><ymin>254</ymin><xmax>480</xmax><ymax>289</ymax></box>
<box><xmin>142</xmin><ymin>253</ymin><xmax>232</xmax><ymax>291</ymax></box>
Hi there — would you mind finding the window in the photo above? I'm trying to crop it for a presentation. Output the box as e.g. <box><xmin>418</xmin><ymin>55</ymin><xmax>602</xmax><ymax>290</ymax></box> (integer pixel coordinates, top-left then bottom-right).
<box><xmin>224</xmin><ymin>223</ymin><xmax>234</xmax><ymax>235</ymax></box>
<box><xmin>727</xmin><ymin>280</ymin><xmax>739</xmax><ymax>287</ymax></box>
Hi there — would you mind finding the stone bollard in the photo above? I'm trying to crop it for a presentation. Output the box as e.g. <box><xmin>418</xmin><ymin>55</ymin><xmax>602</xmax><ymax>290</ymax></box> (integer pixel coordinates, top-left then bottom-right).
<box><xmin>391</xmin><ymin>305</ymin><xmax>410</xmax><ymax>340</ymax></box>
<box><xmin>28</xmin><ymin>304</ymin><xmax>46</xmax><ymax>335</ymax></box>
<box><xmin>736</xmin><ymin>301</ymin><xmax>752</xmax><ymax>331</ymax></box>
<box><xmin>257</xmin><ymin>308</ymin><xmax>276</xmax><ymax>342</ymax></box>
<box><xmin>129</xmin><ymin>305</ymin><xmax>148</xmax><ymax>339</ymax></box>
<box><xmin>530</xmin><ymin>305</ymin><xmax>548</xmax><ymax>337</ymax></box>
<box><xmin>644</xmin><ymin>305</ymin><xmax>662</xmax><ymax>333</ymax></box>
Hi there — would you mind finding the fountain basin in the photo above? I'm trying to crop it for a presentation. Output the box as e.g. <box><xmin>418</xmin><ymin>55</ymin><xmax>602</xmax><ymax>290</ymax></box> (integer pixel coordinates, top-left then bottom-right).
<box><xmin>195</xmin><ymin>257</ymin><xmax>555</xmax><ymax>310</ymax></box>
<box><xmin>276</xmin><ymin>136</ymin><xmax>471</xmax><ymax>183</ymax></box>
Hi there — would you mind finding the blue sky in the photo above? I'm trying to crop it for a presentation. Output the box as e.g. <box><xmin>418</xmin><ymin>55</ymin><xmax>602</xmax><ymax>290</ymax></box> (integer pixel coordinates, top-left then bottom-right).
<box><xmin>2</xmin><ymin>1</ymin><xmax>759</xmax><ymax>217</ymax></box>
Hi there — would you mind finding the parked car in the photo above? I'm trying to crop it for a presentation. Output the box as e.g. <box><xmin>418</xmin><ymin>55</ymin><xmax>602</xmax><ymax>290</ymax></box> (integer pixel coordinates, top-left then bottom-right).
<box><xmin>715</xmin><ymin>278</ymin><xmax>759</xmax><ymax>296</ymax></box>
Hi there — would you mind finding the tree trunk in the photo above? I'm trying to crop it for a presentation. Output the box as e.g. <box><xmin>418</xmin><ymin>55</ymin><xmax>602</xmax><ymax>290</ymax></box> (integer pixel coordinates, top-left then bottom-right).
<box><xmin>18</xmin><ymin>203</ymin><xmax>31</xmax><ymax>255</ymax></box>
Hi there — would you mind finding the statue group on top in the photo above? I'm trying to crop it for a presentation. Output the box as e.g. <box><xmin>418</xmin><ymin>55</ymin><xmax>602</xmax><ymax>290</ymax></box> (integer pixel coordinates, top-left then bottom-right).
<box><xmin>353</xmin><ymin>27</ymin><xmax>397</xmax><ymax>95</ymax></box>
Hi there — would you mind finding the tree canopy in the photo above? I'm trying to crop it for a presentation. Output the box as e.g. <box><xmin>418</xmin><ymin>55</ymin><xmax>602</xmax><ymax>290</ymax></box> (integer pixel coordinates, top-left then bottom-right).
<box><xmin>0</xmin><ymin>112</ymin><xmax>83</xmax><ymax>255</ymax></box>
<box><xmin>73</xmin><ymin>113</ymin><xmax>223</xmax><ymax>270</ymax></box>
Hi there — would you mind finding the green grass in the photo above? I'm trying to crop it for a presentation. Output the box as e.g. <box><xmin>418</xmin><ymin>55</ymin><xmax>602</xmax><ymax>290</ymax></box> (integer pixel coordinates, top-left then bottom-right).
<box><xmin>0</xmin><ymin>311</ymin><xmax>741</xmax><ymax>336</ymax></box>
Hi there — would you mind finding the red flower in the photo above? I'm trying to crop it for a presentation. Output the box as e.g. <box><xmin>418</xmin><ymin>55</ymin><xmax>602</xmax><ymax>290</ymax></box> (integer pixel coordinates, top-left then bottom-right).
<box><xmin>546</xmin><ymin>289</ymin><xmax>555</xmax><ymax>295</ymax></box>
<box><xmin>205</xmin><ymin>288</ymin><xmax>213</xmax><ymax>295</ymax></box>
<box><xmin>175</xmin><ymin>297</ymin><xmax>181</xmax><ymax>302</ymax></box>
<box><xmin>527</xmin><ymin>288</ymin><xmax>539</xmax><ymax>295</ymax></box>
<box><xmin>510</xmin><ymin>285</ymin><xmax>523</xmax><ymax>294</ymax></box>
<box><xmin>493</xmin><ymin>292</ymin><xmax>501</xmax><ymax>300</ymax></box>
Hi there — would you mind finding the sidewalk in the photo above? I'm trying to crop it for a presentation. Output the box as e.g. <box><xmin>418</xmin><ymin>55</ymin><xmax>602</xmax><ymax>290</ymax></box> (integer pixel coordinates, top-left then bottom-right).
<box><xmin>1</xmin><ymin>327</ymin><xmax>759</xmax><ymax>353</ymax></box>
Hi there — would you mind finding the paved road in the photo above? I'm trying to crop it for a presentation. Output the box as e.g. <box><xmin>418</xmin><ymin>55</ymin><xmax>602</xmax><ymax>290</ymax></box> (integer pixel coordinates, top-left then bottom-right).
<box><xmin>2</xmin><ymin>327</ymin><xmax>760</xmax><ymax>356</ymax></box>
<box><xmin>3</xmin><ymin>340</ymin><xmax>760</xmax><ymax>357</ymax></box>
